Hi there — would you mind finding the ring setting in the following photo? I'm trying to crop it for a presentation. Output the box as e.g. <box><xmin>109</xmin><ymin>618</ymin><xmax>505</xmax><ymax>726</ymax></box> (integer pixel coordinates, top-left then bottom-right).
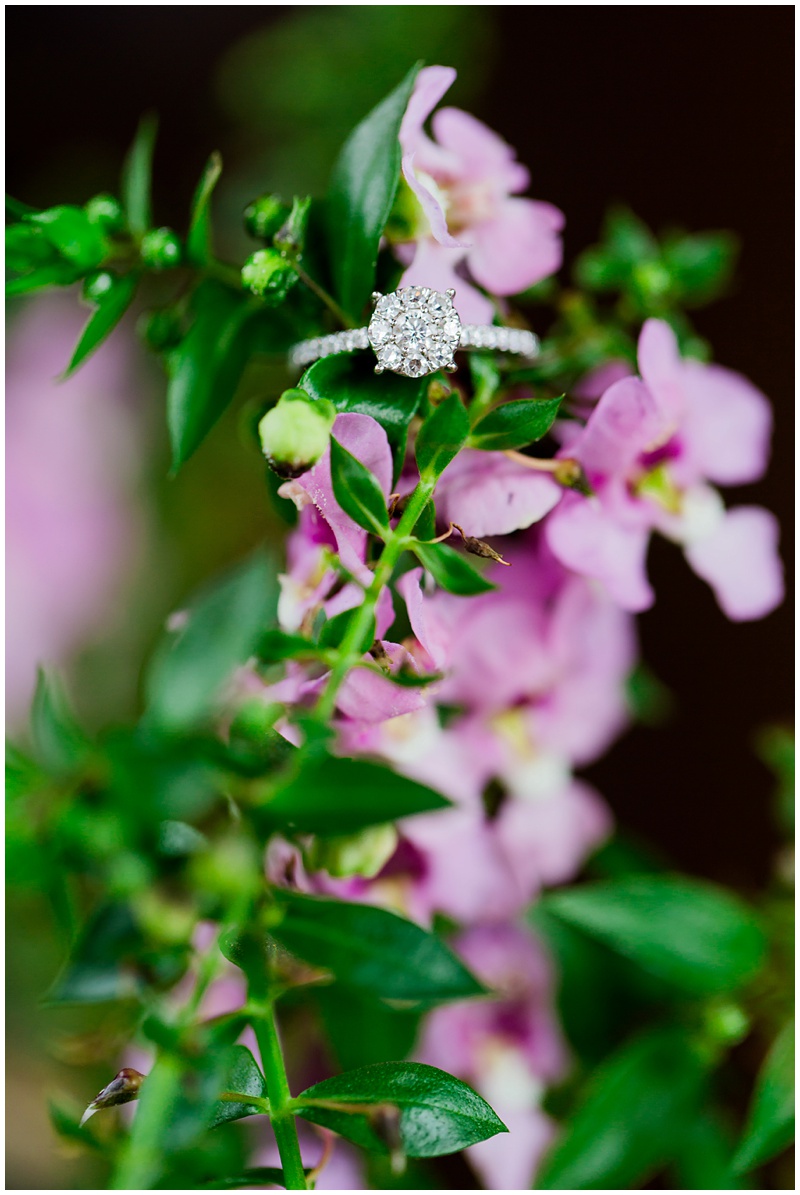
<box><xmin>289</xmin><ymin>286</ymin><xmax>539</xmax><ymax>379</ymax></box>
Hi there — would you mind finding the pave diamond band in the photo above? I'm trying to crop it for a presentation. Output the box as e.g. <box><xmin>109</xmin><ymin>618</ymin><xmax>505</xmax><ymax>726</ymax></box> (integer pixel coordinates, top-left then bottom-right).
<box><xmin>288</xmin><ymin>286</ymin><xmax>539</xmax><ymax>378</ymax></box>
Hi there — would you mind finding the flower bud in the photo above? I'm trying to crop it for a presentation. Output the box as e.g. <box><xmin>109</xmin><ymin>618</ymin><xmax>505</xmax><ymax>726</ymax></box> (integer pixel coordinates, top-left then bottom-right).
<box><xmin>140</xmin><ymin>226</ymin><xmax>182</xmax><ymax>269</ymax></box>
<box><xmin>241</xmin><ymin>248</ymin><xmax>297</xmax><ymax>302</ymax></box>
<box><xmin>80</xmin><ymin>1068</ymin><xmax>144</xmax><ymax>1126</ymax></box>
<box><xmin>84</xmin><ymin>193</ymin><xmax>126</xmax><ymax>235</ymax></box>
<box><xmin>138</xmin><ymin>307</ymin><xmax>184</xmax><ymax>352</ymax></box>
<box><xmin>244</xmin><ymin>194</ymin><xmax>290</xmax><ymax>240</ymax></box>
<box><xmin>305</xmin><ymin>823</ymin><xmax>398</xmax><ymax>879</ymax></box>
<box><xmin>81</xmin><ymin>269</ymin><xmax>118</xmax><ymax>305</ymax></box>
<box><xmin>258</xmin><ymin>389</ymin><xmax>336</xmax><ymax>477</ymax></box>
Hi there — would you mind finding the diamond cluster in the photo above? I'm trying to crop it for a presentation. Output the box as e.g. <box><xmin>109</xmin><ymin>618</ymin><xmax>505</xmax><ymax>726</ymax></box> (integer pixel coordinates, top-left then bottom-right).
<box><xmin>368</xmin><ymin>287</ymin><xmax>461</xmax><ymax>378</ymax></box>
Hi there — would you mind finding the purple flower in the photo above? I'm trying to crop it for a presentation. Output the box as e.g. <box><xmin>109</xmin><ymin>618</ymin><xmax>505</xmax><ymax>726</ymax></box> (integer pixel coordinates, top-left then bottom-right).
<box><xmin>546</xmin><ymin>319</ymin><xmax>784</xmax><ymax>620</ymax></box>
<box><xmin>6</xmin><ymin>295</ymin><xmax>146</xmax><ymax>727</ymax></box>
<box><xmin>398</xmin><ymin>66</ymin><xmax>564</xmax><ymax>323</ymax></box>
<box><xmin>435</xmin><ymin>448</ymin><xmax>561</xmax><ymax>538</ymax></box>
<box><xmin>418</xmin><ymin>924</ymin><xmax>566</xmax><ymax>1189</ymax></box>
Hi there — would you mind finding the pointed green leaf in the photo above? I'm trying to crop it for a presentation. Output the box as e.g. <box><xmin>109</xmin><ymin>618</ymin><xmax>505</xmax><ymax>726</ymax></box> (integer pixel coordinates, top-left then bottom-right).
<box><xmin>415</xmin><ymin>393</ymin><xmax>470</xmax><ymax>478</ymax></box>
<box><xmin>210</xmin><ymin>1046</ymin><xmax>269</xmax><ymax>1128</ymax></box>
<box><xmin>542</xmin><ymin>876</ymin><xmax>766</xmax><ymax>995</ymax></box>
<box><xmin>733</xmin><ymin>1020</ymin><xmax>794</xmax><ymax>1173</ymax></box>
<box><xmin>31</xmin><ymin>669</ymin><xmax>91</xmax><ymax>776</ymax></box>
<box><xmin>6</xmin><ymin>194</ymin><xmax>36</xmax><ymax>219</ymax></box>
<box><xmin>413</xmin><ymin>541</ymin><xmax>496</xmax><ymax>596</ymax></box>
<box><xmin>329</xmin><ymin>435</ymin><xmax>389</xmax><ymax>536</ymax></box>
<box><xmin>187</xmin><ymin>152</ymin><xmax>223</xmax><ymax>266</ymax></box>
<box><xmin>63</xmin><ymin>273</ymin><xmax>138</xmax><ymax>377</ymax></box>
<box><xmin>257</xmin><ymin>629</ymin><xmax>323</xmax><ymax>663</ymax></box>
<box><xmin>671</xmin><ymin>1110</ymin><xmax>751</xmax><ymax>1190</ymax></box>
<box><xmin>122</xmin><ymin>114</ymin><xmax>158</xmax><ymax>236</ymax></box>
<box><xmin>271</xmin><ymin>892</ymin><xmax>482</xmax><ymax>1002</ymax></box>
<box><xmin>537</xmin><ymin>1027</ymin><xmax>710</xmax><ymax>1189</ymax></box>
<box><xmin>166</xmin><ymin>281</ymin><xmax>253</xmax><ymax>468</ymax></box>
<box><xmin>295</xmin><ymin>1061</ymin><xmax>507</xmax><ymax>1158</ymax></box>
<box><xmin>263</xmin><ymin>753</ymin><xmax>450</xmax><ymax>836</ymax></box>
<box><xmin>468</xmin><ymin>395</ymin><xmax>564</xmax><ymax>451</ymax></box>
<box><xmin>144</xmin><ymin>549</ymin><xmax>279</xmax><ymax>734</ymax></box>
<box><xmin>325</xmin><ymin>63</ymin><xmax>421</xmax><ymax>318</ymax></box>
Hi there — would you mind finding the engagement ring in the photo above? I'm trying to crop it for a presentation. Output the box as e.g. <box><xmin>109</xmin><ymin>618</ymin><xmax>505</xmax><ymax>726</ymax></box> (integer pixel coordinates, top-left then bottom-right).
<box><xmin>289</xmin><ymin>286</ymin><xmax>539</xmax><ymax>379</ymax></box>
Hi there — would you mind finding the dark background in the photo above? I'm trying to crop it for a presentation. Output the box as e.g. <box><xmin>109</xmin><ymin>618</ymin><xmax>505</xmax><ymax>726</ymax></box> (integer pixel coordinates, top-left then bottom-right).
<box><xmin>7</xmin><ymin>5</ymin><xmax>793</xmax><ymax>888</ymax></box>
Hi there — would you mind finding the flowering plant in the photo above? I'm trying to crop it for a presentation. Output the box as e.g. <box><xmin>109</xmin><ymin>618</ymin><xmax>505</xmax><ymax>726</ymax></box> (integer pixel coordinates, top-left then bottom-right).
<box><xmin>7</xmin><ymin>62</ymin><xmax>792</xmax><ymax>1190</ymax></box>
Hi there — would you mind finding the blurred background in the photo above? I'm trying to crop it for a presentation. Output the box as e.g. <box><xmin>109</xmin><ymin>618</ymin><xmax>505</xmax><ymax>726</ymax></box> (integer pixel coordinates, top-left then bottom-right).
<box><xmin>6</xmin><ymin>7</ymin><xmax>793</xmax><ymax>1188</ymax></box>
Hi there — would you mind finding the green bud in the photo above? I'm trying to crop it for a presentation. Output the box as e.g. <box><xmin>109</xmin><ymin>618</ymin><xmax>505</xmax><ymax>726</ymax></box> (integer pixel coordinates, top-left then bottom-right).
<box><xmin>241</xmin><ymin>248</ymin><xmax>297</xmax><ymax>302</ymax></box>
<box><xmin>84</xmin><ymin>193</ymin><xmax>126</xmax><ymax>235</ymax></box>
<box><xmin>258</xmin><ymin>389</ymin><xmax>336</xmax><ymax>477</ymax></box>
<box><xmin>140</xmin><ymin>226</ymin><xmax>182</xmax><ymax>269</ymax></box>
<box><xmin>138</xmin><ymin>307</ymin><xmax>184</xmax><ymax>352</ymax></box>
<box><xmin>306</xmin><ymin>823</ymin><xmax>399</xmax><ymax>879</ymax></box>
<box><xmin>82</xmin><ymin>269</ymin><xmax>118</xmax><ymax>305</ymax></box>
<box><xmin>244</xmin><ymin>194</ymin><xmax>290</xmax><ymax>240</ymax></box>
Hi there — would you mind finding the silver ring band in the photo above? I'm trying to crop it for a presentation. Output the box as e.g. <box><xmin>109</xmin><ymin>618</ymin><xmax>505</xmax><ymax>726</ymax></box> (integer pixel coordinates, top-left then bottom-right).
<box><xmin>288</xmin><ymin>286</ymin><xmax>538</xmax><ymax>378</ymax></box>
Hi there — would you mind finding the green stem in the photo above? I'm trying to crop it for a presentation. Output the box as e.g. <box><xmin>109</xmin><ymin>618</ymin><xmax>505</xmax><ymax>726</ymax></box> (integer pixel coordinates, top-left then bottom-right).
<box><xmin>251</xmin><ymin>1001</ymin><xmax>307</xmax><ymax>1191</ymax></box>
<box><xmin>313</xmin><ymin>477</ymin><xmax>436</xmax><ymax>723</ymax></box>
<box><xmin>290</xmin><ymin>257</ymin><xmax>356</xmax><ymax>329</ymax></box>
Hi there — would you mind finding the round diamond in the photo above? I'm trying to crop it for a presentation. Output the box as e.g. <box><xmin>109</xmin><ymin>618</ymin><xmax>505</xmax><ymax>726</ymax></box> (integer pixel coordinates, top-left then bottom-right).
<box><xmin>368</xmin><ymin>287</ymin><xmax>461</xmax><ymax>378</ymax></box>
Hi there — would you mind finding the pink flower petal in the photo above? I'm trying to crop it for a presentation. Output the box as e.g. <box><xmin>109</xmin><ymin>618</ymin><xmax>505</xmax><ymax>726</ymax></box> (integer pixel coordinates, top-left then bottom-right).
<box><xmin>402</xmin><ymin>151</ymin><xmax>467</xmax><ymax>249</ymax></box>
<box><xmin>431</xmin><ymin>106</ymin><xmax>530</xmax><ymax>193</ymax></box>
<box><xmin>637</xmin><ymin>318</ymin><xmax>685</xmax><ymax>424</ymax></box>
<box><xmin>684</xmin><ymin>505</ymin><xmax>784</xmax><ymax>621</ymax></box>
<box><xmin>546</xmin><ymin>493</ymin><xmax>655</xmax><ymax>611</ymax></box>
<box><xmin>285</xmin><ymin>413</ymin><xmax>392</xmax><ymax>578</ymax></box>
<box><xmin>436</xmin><ymin>448</ymin><xmax>562</xmax><ymax>537</ymax></box>
<box><xmin>467</xmin><ymin>198</ymin><xmax>565</xmax><ymax>295</ymax></box>
<box><xmin>396</xmin><ymin>567</ymin><xmax>450</xmax><ymax>669</ymax></box>
<box><xmin>468</xmin><ymin>1107</ymin><xmax>556</xmax><ymax>1191</ymax></box>
<box><xmin>569</xmin><ymin>376</ymin><xmax>664</xmax><ymax>478</ymax></box>
<box><xmin>336</xmin><ymin>642</ymin><xmax>428</xmax><ymax>724</ymax></box>
<box><xmin>679</xmin><ymin>360</ymin><xmax>772</xmax><ymax>486</ymax></box>
<box><xmin>399</xmin><ymin>238</ymin><xmax>494</xmax><ymax>323</ymax></box>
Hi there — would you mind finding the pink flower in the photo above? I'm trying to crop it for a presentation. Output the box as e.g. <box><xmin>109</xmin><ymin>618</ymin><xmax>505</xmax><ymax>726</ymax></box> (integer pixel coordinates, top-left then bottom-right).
<box><xmin>398</xmin><ymin>66</ymin><xmax>564</xmax><ymax>323</ymax></box>
<box><xmin>546</xmin><ymin>319</ymin><xmax>784</xmax><ymax>620</ymax></box>
<box><xmin>418</xmin><ymin>924</ymin><xmax>567</xmax><ymax>1189</ymax></box>
<box><xmin>6</xmin><ymin>294</ymin><xmax>146</xmax><ymax>728</ymax></box>
<box><xmin>434</xmin><ymin>448</ymin><xmax>561</xmax><ymax>538</ymax></box>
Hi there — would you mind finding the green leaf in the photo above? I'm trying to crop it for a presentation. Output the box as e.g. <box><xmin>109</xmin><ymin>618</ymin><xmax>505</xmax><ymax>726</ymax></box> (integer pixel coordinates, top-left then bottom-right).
<box><xmin>537</xmin><ymin>1026</ymin><xmax>710</xmax><ymax>1189</ymax></box>
<box><xmin>199</xmin><ymin>1170</ymin><xmax>293</xmax><ymax>1191</ymax></box>
<box><xmin>468</xmin><ymin>396</ymin><xmax>564</xmax><ymax>451</ymax></box>
<box><xmin>413</xmin><ymin>541</ymin><xmax>496</xmax><ymax>596</ymax></box>
<box><xmin>296</xmin><ymin>1061</ymin><xmax>506</xmax><ymax>1158</ymax></box>
<box><xmin>25</xmin><ymin>206</ymin><xmax>106</xmax><ymax>270</ymax></box>
<box><xmin>49</xmin><ymin>1100</ymin><xmax>106</xmax><ymax>1154</ymax></box>
<box><xmin>542</xmin><ymin>876</ymin><xmax>766</xmax><ymax>995</ymax></box>
<box><xmin>329</xmin><ymin>436</ymin><xmax>389</xmax><ymax>536</ymax></box>
<box><xmin>314</xmin><ymin>985</ymin><xmax>421</xmax><ymax>1072</ymax></box>
<box><xmin>166</xmin><ymin>280</ymin><xmax>253</xmax><ymax>468</ymax></box>
<box><xmin>6</xmin><ymin>261</ymin><xmax>83</xmax><ymax>295</ymax></box>
<box><xmin>257</xmin><ymin>629</ymin><xmax>322</xmax><ymax>663</ymax></box>
<box><xmin>415</xmin><ymin>393</ymin><xmax>469</xmax><ymax>478</ymax></box>
<box><xmin>47</xmin><ymin>903</ymin><xmax>144</xmax><ymax>1004</ymax></box>
<box><xmin>187</xmin><ymin>152</ymin><xmax>223</xmax><ymax>266</ymax></box>
<box><xmin>6</xmin><ymin>194</ymin><xmax>36</xmax><ymax>219</ymax></box>
<box><xmin>671</xmin><ymin>1110</ymin><xmax>751</xmax><ymax>1190</ymax></box>
<box><xmin>210</xmin><ymin>1046</ymin><xmax>269</xmax><ymax>1128</ymax></box>
<box><xmin>661</xmin><ymin>230</ymin><xmax>738</xmax><ymax>305</ymax></box>
<box><xmin>318</xmin><ymin>605</ymin><xmax>376</xmax><ymax>653</ymax></box>
<box><xmin>122</xmin><ymin>113</ymin><xmax>158</xmax><ymax>236</ymax></box>
<box><xmin>325</xmin><ymin>63</ymin><xmax>421</xmax><ymax>318</ymax></box>
<box><xmin>262</xmin><ymin>753</ymin><xmax>450</xmax><ymax>836</ymax></box>
<box><xmin>301</xmin><ymin>354</ymin><xmax>425</xmax><ymax>485</ymax></box>
<box><xmin>144</xmin><ymin>549</ymin><xmax>279</xmax><ymax>734</ymax></box>
<box><xmin>733</xmin><ymin>1020</ymin><xmax>795</xmax><ymax>1173</ymax></box>
<box><xmin>30</xmin><ymin>669</ymin><xmax>91</xmax><ymax>776</ymax></box>
<box><xmin>63</xmin><ymin>273</ymin><xmax>138</xmax><ymax>377</ymax></box>
<box><xmin>271</xmin><ymin>892</ymin><xmax>483</xmax><ymax>1002</ymax></box>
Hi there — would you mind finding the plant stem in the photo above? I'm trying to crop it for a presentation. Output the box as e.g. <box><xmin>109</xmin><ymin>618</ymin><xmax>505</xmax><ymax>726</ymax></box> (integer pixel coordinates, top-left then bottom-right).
<box><xmin>290</xmin><ymin>258</ymin><xmax>356</xmax><ymax>329</ymax></box>
<box><xmin>252</xmin><ymin>1001</ymin><xmax>307</xmax><ymax>1191</ymax></box>
<box><xmin>313</xmin><ymin>477</ymin><xmax>435</xmax><ymax>723</ymax></box>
